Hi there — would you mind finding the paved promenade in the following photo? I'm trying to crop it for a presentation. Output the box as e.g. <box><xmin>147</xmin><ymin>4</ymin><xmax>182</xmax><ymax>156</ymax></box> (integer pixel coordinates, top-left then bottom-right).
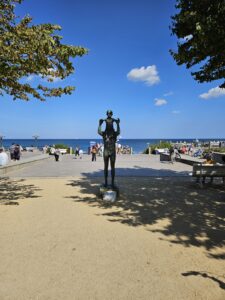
<box><xmin>1</xmin><ymin>154</ymin><xmax>224</xmax><ymax>300</ymax></box>
<box><xmin>7</xmin><ymin>154</ymin><xmax>193</xmax><ymax>178</ymax></box>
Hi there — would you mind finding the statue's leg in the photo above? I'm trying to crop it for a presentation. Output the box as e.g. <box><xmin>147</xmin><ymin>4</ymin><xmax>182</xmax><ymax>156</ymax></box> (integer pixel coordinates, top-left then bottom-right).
<box><xmin>104</xmin><ymin>155</ymin><xmax>109</xmax><ymax>187</ymax></box>
<box><xmin>110</xmin><ymin>154</ymin><xmax>116</xmax><ymax>187</ymax></box>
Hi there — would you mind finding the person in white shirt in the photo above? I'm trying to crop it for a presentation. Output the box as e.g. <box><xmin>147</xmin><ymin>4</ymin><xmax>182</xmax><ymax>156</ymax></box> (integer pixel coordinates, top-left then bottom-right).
<box><xmin>0</xmin><ymin>148</ymin><xmax>9</xmax><ymax>166</ymax></box>
<box><xmin>79</xmin><ymin>149</ymin><xmax>83</xmax><ymax>159</ymax></box>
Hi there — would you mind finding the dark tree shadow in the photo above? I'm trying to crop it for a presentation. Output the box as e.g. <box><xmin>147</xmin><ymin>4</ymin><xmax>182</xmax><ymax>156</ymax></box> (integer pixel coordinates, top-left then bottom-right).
<box><xmin>0</xmin><ymin>177</ymin><xmax>42</xmax><ymax>205</ymax></box>
<box><xmin>66</xmin><ymin>167</ymin><xmax>225</xmax><ymax>256</ymax></box>
<box><xmin>182</xmin><ymin>271</ymin><xmax>225</xmax><ymax>290</ymax></box>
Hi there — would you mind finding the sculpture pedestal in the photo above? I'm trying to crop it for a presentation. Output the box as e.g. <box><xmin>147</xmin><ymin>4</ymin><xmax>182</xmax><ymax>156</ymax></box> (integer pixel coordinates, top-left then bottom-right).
<box><xmin>99</xmin><ymin>185</ymin><xmax>119</xmax><ymax>202</ymax></box>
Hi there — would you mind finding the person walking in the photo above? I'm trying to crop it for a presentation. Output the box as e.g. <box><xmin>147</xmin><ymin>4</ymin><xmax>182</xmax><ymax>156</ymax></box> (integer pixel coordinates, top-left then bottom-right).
<box><xmin>54</xmin><ymin>148</ymin><xmax>61</xmax><ymax>161</ymax></box>
<box><xmin>91</xmin><ymin>146</ymin><xmax>97</xmax><ymax>161</ymax></box>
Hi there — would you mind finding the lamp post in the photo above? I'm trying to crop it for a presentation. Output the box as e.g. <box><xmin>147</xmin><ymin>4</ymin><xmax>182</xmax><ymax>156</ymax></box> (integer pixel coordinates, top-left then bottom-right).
<box><xmin>32</xmin><ymin>135</ymin><xmax>39</xmax><ymax>149</ymax></box>
<box><xmin>0</xmin><ymin>135</ymin><xmax>5</xmax><ymax>148</ymax></box>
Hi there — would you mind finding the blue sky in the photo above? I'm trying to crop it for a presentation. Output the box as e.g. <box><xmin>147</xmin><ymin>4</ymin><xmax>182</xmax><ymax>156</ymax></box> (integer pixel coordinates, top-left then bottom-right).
<box><xmin>1</xmin><ymin>0</ymin><xmax>225</xmax><ymax>139</ymax></box>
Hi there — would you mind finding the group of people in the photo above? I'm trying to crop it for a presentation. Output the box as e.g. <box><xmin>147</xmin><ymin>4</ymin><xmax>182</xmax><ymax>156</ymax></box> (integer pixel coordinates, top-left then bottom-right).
<box><xmin>9</xmin><ymin>143</ymin><xmax>22</xmax><ymax>160</ymax></box>
<box><xmin>172</xmin><ymin>143</ymin><xmax>205</xmax><ymax>158</ymax></box>
<box><xmin>0</xmin><ymin>143</ymin><xmax>22</xmax><ymax>166</ymax></box>
<box><xmin>89</xmin><ymin>142</ymin><xmax>130</xmax><ymax>162</ymax></box>
<box><xmin>75</xmin><ymin>147</ymin><xmax>83</xmax><ymax>159</ymax></box>
<box><xmin>117</xmin><ymin>144</ymin><xmax>131</xmax><ymax>154</ymax></box>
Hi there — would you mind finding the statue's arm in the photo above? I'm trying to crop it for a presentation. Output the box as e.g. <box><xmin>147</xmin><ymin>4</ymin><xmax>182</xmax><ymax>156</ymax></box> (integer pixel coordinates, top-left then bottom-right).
<box><xmin>98</xmin><ymin>119</ymin><xmax>104</xmax><ymax>136</ymax></box>
<box><xmin>116</xmin><ymin>118</ymin><xmax>120</xmax><ymax>136</ymax></box>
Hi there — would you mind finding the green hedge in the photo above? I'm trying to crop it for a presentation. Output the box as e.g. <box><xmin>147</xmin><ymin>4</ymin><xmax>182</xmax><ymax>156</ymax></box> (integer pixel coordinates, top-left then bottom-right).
<box><xmin>143</xmin><ymin>141</ymin><xmax>172</xmax><ymax>154</ymax></box>
<box><xmin>46</xmin><ymin>144</ymin><xmax>72</xmax><ymax>154</ymax></box>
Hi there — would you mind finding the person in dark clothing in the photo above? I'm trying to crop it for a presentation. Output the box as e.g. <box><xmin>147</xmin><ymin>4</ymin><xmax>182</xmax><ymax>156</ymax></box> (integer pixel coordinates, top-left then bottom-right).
<box><xmin>75</xmin><ymin>146</ymin><xmax>79</xmax><ymax>158</ymax></box>
<box><xmin>14</xmin><ymin>144</ymin><xmax>21</xmax><ymax>160</ymax></box>
<box><xmin>91</xmin><ymin>146</ymin><xmax>97</xmax><ymax>161</ymax></box>
<box><xmin>9</xmin><ymin>143</ymin><xmax>15</xmax><ymax>160</ymax></box>
<box><xmin>54</xmin><ymin>149</ymin><xmax>60</xmax><ymax>161</ymax></box>
<box><xmin>169</xmin><ymin>146</ymin><xmax>174</xmax><ymax>163</ymax></box>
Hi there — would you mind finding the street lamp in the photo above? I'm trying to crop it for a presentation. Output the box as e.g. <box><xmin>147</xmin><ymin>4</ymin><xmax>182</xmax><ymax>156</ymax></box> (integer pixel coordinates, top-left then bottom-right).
<box><xmin>32</xmin><ymin>135</ymin><xmax>39</xmax><ymax>149</ymax></box>
<box><xmin>0</xmin><ymin>135</ymin><xmax>5</xmax><ymax>147</ymax></box>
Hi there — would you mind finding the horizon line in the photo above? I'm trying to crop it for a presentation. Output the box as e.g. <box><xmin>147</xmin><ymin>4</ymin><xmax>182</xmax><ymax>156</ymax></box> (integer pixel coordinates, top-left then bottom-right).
<box><xmin>2</xmin><ymin>137</ymin><xmax>225</xmax><ymax>140</ymax></box>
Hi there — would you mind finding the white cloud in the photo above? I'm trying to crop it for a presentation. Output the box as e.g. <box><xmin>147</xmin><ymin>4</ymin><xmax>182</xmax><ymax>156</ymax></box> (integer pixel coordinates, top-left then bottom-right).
<box><xmin>199</xmin><ymin>86</ymin><xmax>225</xmax><ymax>99</ymax></box>
<box><xmin>179</xmin><ymin>34</ymin><xmax>193</xmax><ymax>42</ymax></box>
<box><xmin>127</xmin><ymin>65</ymin><xmax>160</xmax><ymax>86</ymax></box>
<box><xmin>163</xmin><ymin>91</ymin><xmax>173</xmax><ymax>97</ymax></box>
<box><xmin>172</xmin><ymin>110</ymin><xmax>180</xmax><ymax>114</ymax></box>
<box><xmin>154</xmin><ymin>98</ymin><xmax>167</xmax><ymax>106</ymax></box>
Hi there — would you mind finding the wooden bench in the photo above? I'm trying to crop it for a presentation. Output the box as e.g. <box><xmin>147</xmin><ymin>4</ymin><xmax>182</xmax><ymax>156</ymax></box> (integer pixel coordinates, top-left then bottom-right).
<box><xmin>192</xmin><ymin>163</ymin><xmax>225</xmax><ymax>184</ymax></box>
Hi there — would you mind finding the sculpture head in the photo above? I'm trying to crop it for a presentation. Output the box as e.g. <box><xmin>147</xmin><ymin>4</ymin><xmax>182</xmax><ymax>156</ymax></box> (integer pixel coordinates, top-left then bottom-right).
<box><xmin>106</xmin><ymin>110</ymin><xmax>113</xmax><ymax>117</ymax></box>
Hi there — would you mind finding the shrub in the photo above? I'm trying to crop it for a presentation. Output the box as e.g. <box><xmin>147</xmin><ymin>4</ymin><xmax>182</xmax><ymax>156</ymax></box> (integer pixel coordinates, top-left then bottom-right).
<box><xmin>143</xmin><ymin>141</ymin><xmax>172</xmax><ymax>154</ymax></box>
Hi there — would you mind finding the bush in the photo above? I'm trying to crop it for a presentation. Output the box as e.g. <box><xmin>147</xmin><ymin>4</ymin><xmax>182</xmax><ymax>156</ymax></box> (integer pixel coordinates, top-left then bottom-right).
<box><xmin>55</xmin><ymin>144</ymin><xmax>68</xmax><ymax>149</ymax></box>
<box><xmin>143</xmin><ymin>141</ymin><xmax>172</xmax><ymax>154</ymax></box>
<box><xmin>46</xmin><ymin>144</ymin><xmax>71</xmax><ymax>154</ymax></box>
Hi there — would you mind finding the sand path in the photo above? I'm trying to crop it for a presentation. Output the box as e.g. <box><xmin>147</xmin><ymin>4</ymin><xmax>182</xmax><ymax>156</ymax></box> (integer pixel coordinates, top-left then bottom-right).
<box><xmin>0</xmin><ymin>177</ymin><xmax>225</xmax><ymax>300</ymax></box>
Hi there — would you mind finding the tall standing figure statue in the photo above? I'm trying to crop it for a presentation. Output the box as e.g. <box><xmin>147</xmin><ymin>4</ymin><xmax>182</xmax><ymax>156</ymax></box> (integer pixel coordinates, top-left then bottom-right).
<box><xmin>98</xmin><ymin>110</ymin><xmax>120</xmax><ymax>188</ymax></box>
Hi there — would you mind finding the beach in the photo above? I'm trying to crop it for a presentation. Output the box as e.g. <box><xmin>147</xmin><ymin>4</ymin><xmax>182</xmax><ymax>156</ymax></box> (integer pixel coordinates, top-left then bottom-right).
<box><xmin>0</xmin><ymin>154</ymin><xmax>225</xmax><ymax>299</ymax></box>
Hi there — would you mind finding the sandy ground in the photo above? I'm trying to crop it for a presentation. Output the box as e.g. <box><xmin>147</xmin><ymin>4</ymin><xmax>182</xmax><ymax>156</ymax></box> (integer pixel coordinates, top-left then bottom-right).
<box><xmin>0</xmin><ymin>176</ymin><xmax>225</xmax><ymax>300</ymax></box>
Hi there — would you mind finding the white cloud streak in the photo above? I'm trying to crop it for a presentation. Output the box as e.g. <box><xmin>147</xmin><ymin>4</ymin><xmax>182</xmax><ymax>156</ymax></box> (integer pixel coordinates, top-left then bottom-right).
<box><xmin>154</xmin><ymin>98</ymin><xmax>167</xmax><ymax>106</ymax></box>
<box><xmin>163</xmin><ymin>91</ymin><xmax>173</xmax><ymax>97</ymax></box>
<box><xmin>172</xmin><ymin>110</ymin><xmax>180</xmax><ymax>114</ymax></box>
<box><xmin>199</xmin><ymin>86</ymin><xmax>225</xmax><ymax>99</ymax></box>
<box><xmin>127</xmin><ymin>65</ymin><xmax>160</xmax><ymax>86</ymax></box>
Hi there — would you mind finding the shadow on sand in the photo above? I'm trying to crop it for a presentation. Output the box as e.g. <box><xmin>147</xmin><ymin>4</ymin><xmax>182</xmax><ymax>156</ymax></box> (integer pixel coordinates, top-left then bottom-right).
<box><xmin>66</xmin><ymin>166</ymin><xmax>225</xmax><ymax>258</ymax></box>
<box><xmin>182</xmin><ymin>271</ymin><xmax>225</xmax><ymax>290</ymax></box>
<box><xmin>0</xmin><ymin>177</ymin><xmax>42</xmax><ymax>205</ymax></box>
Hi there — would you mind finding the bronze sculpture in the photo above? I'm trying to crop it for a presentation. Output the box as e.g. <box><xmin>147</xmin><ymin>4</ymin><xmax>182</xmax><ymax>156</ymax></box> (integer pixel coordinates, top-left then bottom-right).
<box><xmin>98</xmin><ymin>110</ymin><xmax>120</xmax><ymax>188</ymax></box>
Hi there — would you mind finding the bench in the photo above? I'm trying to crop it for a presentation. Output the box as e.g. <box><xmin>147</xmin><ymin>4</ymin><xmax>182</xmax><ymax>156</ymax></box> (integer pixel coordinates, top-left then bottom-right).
<box><xmin>192</xmin><ymin>163</ymin><xmax>225</xmax><ymax>184</ymax></box>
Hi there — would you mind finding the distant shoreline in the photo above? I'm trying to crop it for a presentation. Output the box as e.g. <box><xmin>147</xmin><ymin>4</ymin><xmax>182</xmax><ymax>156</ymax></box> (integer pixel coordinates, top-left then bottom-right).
<box><xmin>2</xmin><ymin>138</ymin><xmax>225</xmax><ymax>154</ymax></box>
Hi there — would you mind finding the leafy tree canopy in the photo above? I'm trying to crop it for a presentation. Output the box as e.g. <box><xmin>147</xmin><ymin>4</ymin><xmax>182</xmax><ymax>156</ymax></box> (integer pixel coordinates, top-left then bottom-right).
<box><xmin>0</xmin><ymin>0</ymin><xmax>88</xmax><ymax>101</ymax></box>
<box><xmin>170</xmin><ymin>0</ymin><xmax>225</xmax><ymax>88</ymax></box>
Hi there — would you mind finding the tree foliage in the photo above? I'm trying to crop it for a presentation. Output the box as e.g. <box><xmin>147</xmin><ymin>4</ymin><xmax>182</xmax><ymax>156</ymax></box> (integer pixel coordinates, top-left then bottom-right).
<box><xmin>0</xmin><ymin>0</ymin><xmax>88</xmax><ymax>101</ymax></box>
<box><xmin>170</xmin><ymin>0</ymin><xmax>225</xmax><ymax>88</ymax></box>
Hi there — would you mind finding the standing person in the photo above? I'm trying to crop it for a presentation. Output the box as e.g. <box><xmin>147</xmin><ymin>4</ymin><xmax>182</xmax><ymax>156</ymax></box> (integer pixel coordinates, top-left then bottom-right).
<box><xmin>91</xmin><ymin>145</ymin><xmax>97</xmax><ymax>161</ymax></box>
<box><xmin>75</xmin><ymin>146</ymin><xmax>79</xmax><ymax>158</ymax></box>
<box><xmin>99</xmin><ymin>144</ymin><xmax>104</xmax><ymax>157</ymax></box>
<box><xmin>169</xmin><ymin>145</ymin><xmax>175</xmax><ymax>163</ymax></box>
<box><xmin>9</xmin><ymin>143</ymin><xmax>15</xmax><ymax>160</ymax></box>
<box><xmin>0</xmin><ymin>148</ymin><xmax>9</xmax><ymax>166</ymax></box>
<box><xmin>174</xmin><ymin>146</ymin><xmax>181</xmax><ymax>159</ymax></box>
<box><xmin>117</xmin><ymin>143</ymin><xmax>122</xmax><ymax>154</ymax></box>
<box><xmin>79</xmin><ymin>148</ymin><xmax>83</xmax><ymax>159</ymax></box>
<box><xmin>14</xmin><ymin>144</ymin><xmax>21</xmax><ymax>160</ymax></box>
<box><xmin>54</xmin><ymin>148</ymin><xmax>61</xmax><ymax>161</ymax></box>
